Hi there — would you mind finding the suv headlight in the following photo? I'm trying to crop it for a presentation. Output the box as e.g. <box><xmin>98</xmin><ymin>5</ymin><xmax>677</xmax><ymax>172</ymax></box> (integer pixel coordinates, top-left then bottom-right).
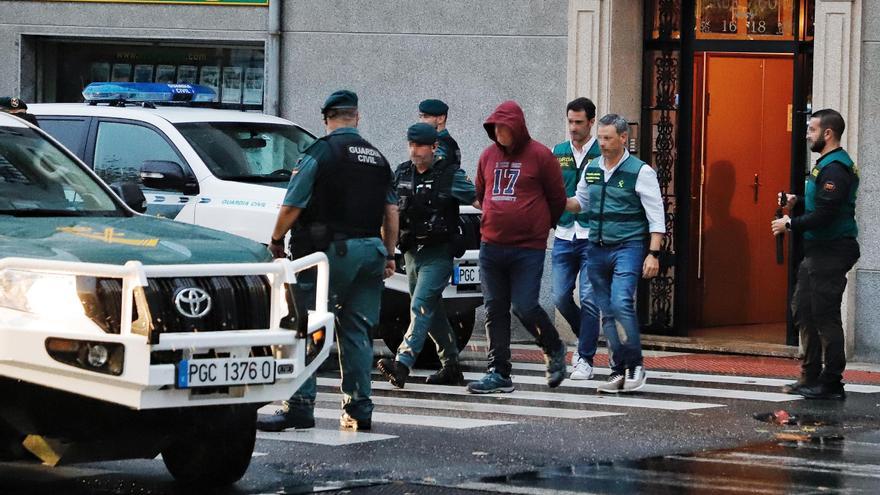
<box><xmin>0</xmin><ymin>269</ymin><xmax>85</xmax><ymax>318</ymax></box>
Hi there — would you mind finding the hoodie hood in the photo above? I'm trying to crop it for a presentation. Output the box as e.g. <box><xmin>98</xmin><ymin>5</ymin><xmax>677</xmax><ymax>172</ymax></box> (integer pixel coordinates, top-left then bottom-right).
<box><xmin>483</xmin><ymin>100</ymin><xmax>531</xmax><ymax>154</ymax></box>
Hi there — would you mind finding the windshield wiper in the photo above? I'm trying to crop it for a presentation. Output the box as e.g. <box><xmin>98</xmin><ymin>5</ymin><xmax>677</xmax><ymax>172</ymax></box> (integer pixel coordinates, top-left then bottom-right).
<box><xmin>0</xmin><ymin>209</ymin><xmax>121</xmax><ymax>217</ymax></box>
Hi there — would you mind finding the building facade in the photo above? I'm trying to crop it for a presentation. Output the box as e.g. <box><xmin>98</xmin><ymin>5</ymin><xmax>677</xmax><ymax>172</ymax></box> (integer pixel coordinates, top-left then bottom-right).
<box><xmin>1</xmin><ymin>0</ymin><xmax>875</xmax><ymax>362</ymax></box>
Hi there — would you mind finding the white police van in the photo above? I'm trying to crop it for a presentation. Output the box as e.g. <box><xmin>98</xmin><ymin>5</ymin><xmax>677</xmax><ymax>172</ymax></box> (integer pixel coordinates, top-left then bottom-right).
<box><xmin>30</xmin><ymin>83</ymin><xmax>483</xmax><ymax>363</ymax></box>
<box><xmin>0</xmin><ymin>111</ymin><xmax>334</xmax><ymax>485</ymax></box>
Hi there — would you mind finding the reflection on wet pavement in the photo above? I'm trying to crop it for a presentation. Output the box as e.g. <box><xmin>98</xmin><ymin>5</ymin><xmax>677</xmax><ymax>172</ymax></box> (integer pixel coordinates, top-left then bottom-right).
<box><xmin>467</xmin><ymin>430</ymin><xmax>880</xmax><ymax>494</ymax></box>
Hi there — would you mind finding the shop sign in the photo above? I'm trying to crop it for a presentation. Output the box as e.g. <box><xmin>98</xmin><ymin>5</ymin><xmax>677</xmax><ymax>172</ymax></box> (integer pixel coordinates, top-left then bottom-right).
<box><xmin>47</xmin><ymin>0</ymin><xmax>268</xmax><ymax>6</ymax></box>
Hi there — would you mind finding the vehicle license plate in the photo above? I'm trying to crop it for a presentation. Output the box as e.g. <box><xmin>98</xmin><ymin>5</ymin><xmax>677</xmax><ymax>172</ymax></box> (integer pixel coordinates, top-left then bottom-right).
<box><xmin>453</xmin><ymin>265</ymin><xmax>480</xmax><ymax>285</ymax></box>
<box><xmin>177</xmin><ymin>357</ymin><xmax>275</xmax><ymax>388</ymax></box>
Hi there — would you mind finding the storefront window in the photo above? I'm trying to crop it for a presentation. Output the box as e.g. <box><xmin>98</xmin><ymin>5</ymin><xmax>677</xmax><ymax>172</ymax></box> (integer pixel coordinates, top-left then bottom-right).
<box><xmin>40</xmin><ymin>40</ymin><xmax>264</xmax><ymax>110</ymax></box>
<box><xmin>696</xmin><ymin>0</ymin><xmax>796</xmax><ymax>40</ymax></box>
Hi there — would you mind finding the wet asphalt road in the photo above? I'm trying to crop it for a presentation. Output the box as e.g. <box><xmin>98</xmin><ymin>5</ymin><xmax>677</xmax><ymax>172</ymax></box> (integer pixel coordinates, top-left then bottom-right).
<box><xmin>2</xmin><ymin>350</ymin><xmax>879</xmax><ymax>495</ymax></box>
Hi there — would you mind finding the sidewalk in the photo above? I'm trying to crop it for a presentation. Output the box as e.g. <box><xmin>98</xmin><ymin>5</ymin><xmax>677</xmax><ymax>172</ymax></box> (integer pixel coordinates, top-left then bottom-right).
<box><xmin>455</xmin><ymin>342</ymin><xmax>880</xmax><ymax>385</ymax></box>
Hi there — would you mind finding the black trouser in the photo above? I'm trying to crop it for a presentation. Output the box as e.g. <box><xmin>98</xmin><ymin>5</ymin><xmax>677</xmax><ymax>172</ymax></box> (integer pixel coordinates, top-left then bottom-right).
<box><xmin>791</xmin><ymin>238</ymin><xmax>859</xmax><ymax>386</ymax></box>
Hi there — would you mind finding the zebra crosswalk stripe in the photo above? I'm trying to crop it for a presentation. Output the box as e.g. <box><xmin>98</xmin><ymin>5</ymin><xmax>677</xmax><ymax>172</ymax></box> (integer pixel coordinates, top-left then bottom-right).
<box><xmin>314</xmin><ymin>408</ymin><xmax>515</xmax><ymax>429</ymax></box>
<box><xmin>317</xmin><ymin>393</ymin><xmax>625</xmax><ymax>420</ymax></box>
<box><xmin>316</xmin><ymin>377</ymin><xmax>722</xmax><ymax>411</ymax></box>
<box><xmin>510</xmin><ymin>362</ymin><xmax>880</xmax><ymax>394</ymax></box>
<box><xmin>405</xmin><ymin>370</ymin><xmax>799</xmax><ymax>403</ymax></box>
<box><xmin>256</xmin><ymin>429</ymin><xmax>397</xmax><ymax>446</ymax></box>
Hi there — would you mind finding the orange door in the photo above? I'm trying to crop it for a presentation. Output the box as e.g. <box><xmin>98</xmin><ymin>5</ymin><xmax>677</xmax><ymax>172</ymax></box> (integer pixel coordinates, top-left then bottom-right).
<box><xmin>696</xmin><ymin>53</ymin><xmax>791</xmax><ymax>327</ymax></box>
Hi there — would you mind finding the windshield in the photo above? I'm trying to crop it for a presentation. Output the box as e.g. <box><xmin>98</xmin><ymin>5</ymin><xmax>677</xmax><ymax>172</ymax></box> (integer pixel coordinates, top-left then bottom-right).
<box><xmin>0</xmin><ymin>126</ymin><xmax>122</xmax><ymax>217</ymax></box>
<box><xmin>175</xmin><ymin>122</ymin><xmax>316</xmax><ymax>182</ymax></box>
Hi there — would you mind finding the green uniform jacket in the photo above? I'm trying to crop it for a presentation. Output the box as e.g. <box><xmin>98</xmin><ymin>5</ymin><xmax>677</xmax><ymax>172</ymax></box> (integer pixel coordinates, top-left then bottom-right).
<box><xmin>553</xmin><ymin>139</ymin><xmax>600</xmax><ymax>229</ymax></box>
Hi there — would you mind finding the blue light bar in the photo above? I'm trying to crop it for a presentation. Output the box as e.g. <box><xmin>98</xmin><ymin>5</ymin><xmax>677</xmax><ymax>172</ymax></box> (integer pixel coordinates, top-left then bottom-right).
<box><xmin>82</xmin><ymin>82</ymin><xmax>216</xmax><ymax>104</ymax></box>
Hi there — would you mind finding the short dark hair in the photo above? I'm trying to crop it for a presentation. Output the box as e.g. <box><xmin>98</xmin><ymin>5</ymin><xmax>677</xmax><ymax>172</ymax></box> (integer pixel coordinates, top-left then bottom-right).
<box><xmin>811</xmin><ymin>108</ymin><xmax>845</xmax><ymax>141</ymax></box>
<box><xmin>566</xmin><ymin>97</ymin><xmax>596</xmax><ymax>120</ymax></box>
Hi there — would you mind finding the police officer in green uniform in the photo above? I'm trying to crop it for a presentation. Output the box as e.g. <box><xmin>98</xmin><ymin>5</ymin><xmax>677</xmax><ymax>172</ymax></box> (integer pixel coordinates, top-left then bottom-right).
<box><xmin>772</xmin><ymin>108</ymin><xmax>860</xmax><ymax>401</ymax></box>
<box><xmin>419</xmin><ymin>99</ymin><xmax>461</xmax><ymax>168</ymax></box>
<box><xmin>377</xmin><ymin>123</ymin><xmax>477</xmax><ymax>388</ymax></box>
<box><xmin>259</xmin><ymin>90</ymin><xmax>399</xmax><ymax>431</ymax></box>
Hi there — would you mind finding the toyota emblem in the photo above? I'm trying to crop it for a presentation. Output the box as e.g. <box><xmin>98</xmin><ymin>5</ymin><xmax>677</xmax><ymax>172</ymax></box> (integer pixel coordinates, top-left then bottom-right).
<box><xmin>174</xmin><ymin>287</ymin><xmax>212</xmax><ymax>318</ymax></box>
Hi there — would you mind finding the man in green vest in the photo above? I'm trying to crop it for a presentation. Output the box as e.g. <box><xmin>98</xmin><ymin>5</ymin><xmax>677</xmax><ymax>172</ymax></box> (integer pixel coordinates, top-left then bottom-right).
<box><xmin>377</xmin><ymin>123</ymin><xmax>477</xmax><ymax>388</ymax></box>
<box><xmin>550</xmin><ymin>97</ymin><xmax>602</xmax><ymax>380</ymax></box>
<box><xmin>771</xmin><ymin>108</ymin><xmax>860</xmax><ymax>401</ymax></box>
<box><xmin>565</xmin><ymin>113</ymin><xmax>666</xmax><ymax>393</ymax></box>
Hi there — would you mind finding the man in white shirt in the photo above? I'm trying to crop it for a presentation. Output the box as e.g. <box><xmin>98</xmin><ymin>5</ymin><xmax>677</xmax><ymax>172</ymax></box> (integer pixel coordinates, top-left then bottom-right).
<box><xmin>549</xmin><ymin>98</ymin><xmax>602</xmax><ymax>380</ymax></box>
<box><xmin>565</xmin><ymin>113</ymin><xmax>666</xmax><ymax>393</ymax></box>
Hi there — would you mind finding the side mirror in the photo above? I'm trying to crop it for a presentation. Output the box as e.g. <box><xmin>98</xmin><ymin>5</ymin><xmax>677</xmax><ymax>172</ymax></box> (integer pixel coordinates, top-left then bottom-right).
<box><xmin>110</xmin><ymin>181</ymin><xmax>147</xmax><ymax>213</ymax></box>
<box><xmin>140</xmin><ymin>160</ymin><xmax>188</xmax><ymax>192</ymax></box>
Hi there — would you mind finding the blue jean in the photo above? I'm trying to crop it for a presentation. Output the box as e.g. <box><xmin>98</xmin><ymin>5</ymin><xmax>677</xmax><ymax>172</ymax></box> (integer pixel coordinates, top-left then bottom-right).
<box><xmin>480</xmin><ymin>242</ymin><xmax>562</xmax><ymax>378</ymax></box>
<box><xmin>586</xmin><ymin>240</ymin><xmax>645</xmax><ymax>375</ymax></box>
<box><xmin>551</xmin><ymin>237</ymin><xmax>600</xmax><ymax>365</ymax></box>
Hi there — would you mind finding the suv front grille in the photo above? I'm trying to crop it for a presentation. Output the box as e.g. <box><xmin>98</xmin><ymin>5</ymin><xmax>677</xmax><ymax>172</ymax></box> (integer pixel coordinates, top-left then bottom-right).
<box><xmin>81</xmin><ymin>275</ymin><xmax>272</xmax><ymax>340</ymax></box>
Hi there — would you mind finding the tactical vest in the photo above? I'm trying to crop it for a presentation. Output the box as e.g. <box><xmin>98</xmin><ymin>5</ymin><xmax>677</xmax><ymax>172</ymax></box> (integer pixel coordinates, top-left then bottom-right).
<box><xmin>300</xmin><ymin>132</ymin><xmax>391</xmax><ymax>241</ymax></box>
<box><xmin>804</xmin><ymin>148</ymin><xmax>859</xmax><ymax>241</ymax></box>
<box><xmin>437</xmin><ymin>130</ymin><xmax>461</xmax><ymax>168</ymax></box>
<box><xmin>554</xmin><ymin>139</ymin><xmax>600</xmax><ymax>228</ymax></box>
<box><xmin>395</xmin><ymin>157</ymin><xmax>458</xmax><ymax>250</ymax></box>
<box><xmin>582</xmin><ymin>155</ymin><xmax>649</xmax><ymax>244</ymax></box>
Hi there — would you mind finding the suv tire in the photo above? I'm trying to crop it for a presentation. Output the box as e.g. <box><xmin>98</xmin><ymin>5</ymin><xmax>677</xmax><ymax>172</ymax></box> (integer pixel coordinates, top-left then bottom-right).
<box><xmin>161</xmin><ymin>406</ymin><xmax>257</xmax><ymax>486</ymax></box>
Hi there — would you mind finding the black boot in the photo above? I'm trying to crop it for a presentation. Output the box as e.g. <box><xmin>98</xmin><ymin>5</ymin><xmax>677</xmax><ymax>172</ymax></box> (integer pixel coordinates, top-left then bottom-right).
<box><xmin>256</xmin><ymin>406</ymin><xmax>315</xmax><ymax>432</ymax></box>
<box><xmin>798</xmin><ymin>382</ymin><xmax>846</xmax><ymax>400</ymax></box>
<box><xmin>377</xmin><ymin>358</ymin><xmax>409</xmax><ymax>388</ymax></box>
<box><xmin>426</xmin><ymin>362</ymin><xmax>465</xmax><ymax>385</ymax></box>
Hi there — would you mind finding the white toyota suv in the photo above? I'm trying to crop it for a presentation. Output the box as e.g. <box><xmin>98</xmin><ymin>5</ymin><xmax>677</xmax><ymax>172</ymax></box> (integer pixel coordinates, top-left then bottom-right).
<box><xmin>0</xmin><ymin>112</ymin><xmax>334</xmax><ymax>485</ymax></box>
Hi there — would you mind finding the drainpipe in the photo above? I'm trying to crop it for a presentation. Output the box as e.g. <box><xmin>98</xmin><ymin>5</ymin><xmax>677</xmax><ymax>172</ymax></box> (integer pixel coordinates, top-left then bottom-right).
<box><xmin>265</xmin><ymin>0</ymin><xmax>282</xmax><ymax>116</ymax></box>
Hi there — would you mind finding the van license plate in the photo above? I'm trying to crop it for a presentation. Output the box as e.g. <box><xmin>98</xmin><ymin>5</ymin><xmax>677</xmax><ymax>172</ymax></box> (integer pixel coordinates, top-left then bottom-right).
<box><xmin>177</xmin><ymin>357</ymin><xmax>276</xmax><ymax>388</ymax></box>
<box><xmin>453</xmin><ymin>265</ymin><xmax>480</xmax><ymax>285</ymax></box>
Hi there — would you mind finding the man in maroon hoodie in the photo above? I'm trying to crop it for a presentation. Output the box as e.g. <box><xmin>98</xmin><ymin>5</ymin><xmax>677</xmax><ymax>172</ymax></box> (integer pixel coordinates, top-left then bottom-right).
<box><xmin>468</xmin><ymin>100</ymin><xmax>569</xmax><ymax>393</ymax></box>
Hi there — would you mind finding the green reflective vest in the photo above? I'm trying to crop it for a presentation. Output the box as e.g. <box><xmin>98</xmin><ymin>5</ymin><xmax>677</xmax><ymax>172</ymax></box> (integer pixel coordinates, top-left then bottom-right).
<box><xmin>554</xmin><ymin>139</ymin><xmax>600</xmax><ymax>229</ymax></box>
<box><xmin>583</xmin><ymin>154</ymin><xmax>649</xmax><ymax>244</ymax></box>
<box><xmin>803</xmin><ymin>148</ymin><xmax>859</xmax><ymax>241</ymax></box>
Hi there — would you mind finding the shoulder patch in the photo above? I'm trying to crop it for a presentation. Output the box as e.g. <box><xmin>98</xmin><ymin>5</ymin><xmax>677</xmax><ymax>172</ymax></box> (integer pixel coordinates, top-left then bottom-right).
<box><xmin>823</xmin><ymin>181</ymin><xmax>836</xmax><ymax>192</ymax></box>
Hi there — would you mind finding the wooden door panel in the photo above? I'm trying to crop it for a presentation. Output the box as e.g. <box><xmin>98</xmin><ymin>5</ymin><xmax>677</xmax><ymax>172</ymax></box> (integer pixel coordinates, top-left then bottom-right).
<box><xmin>697</xmin><ymin>54</ymin><xmax>792</xmax><ymax>327</ymax></box>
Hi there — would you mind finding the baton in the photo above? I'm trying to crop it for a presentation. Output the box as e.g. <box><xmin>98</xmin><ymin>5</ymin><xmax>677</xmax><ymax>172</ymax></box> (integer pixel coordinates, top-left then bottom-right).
<box><xmin>775</xmin><ymin>191</ymin><xmax>785</xmax><ymax>265</ymax></box>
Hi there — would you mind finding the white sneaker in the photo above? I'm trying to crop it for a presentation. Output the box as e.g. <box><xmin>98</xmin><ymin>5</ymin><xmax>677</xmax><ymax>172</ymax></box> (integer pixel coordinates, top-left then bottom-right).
<box><xmin>570</xmin><ymin>358</ymin><xmax>594</xmax><ymax>380</ymax></box>
<box><xmin>622</xmin><ymin>366</ymin><xmax>646</xmax><ymax>392</ymax></box>
<box><xmin>596</xmin><ymin>372</ymin><xmax>625</xmax><ymax>393</ymax></box>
